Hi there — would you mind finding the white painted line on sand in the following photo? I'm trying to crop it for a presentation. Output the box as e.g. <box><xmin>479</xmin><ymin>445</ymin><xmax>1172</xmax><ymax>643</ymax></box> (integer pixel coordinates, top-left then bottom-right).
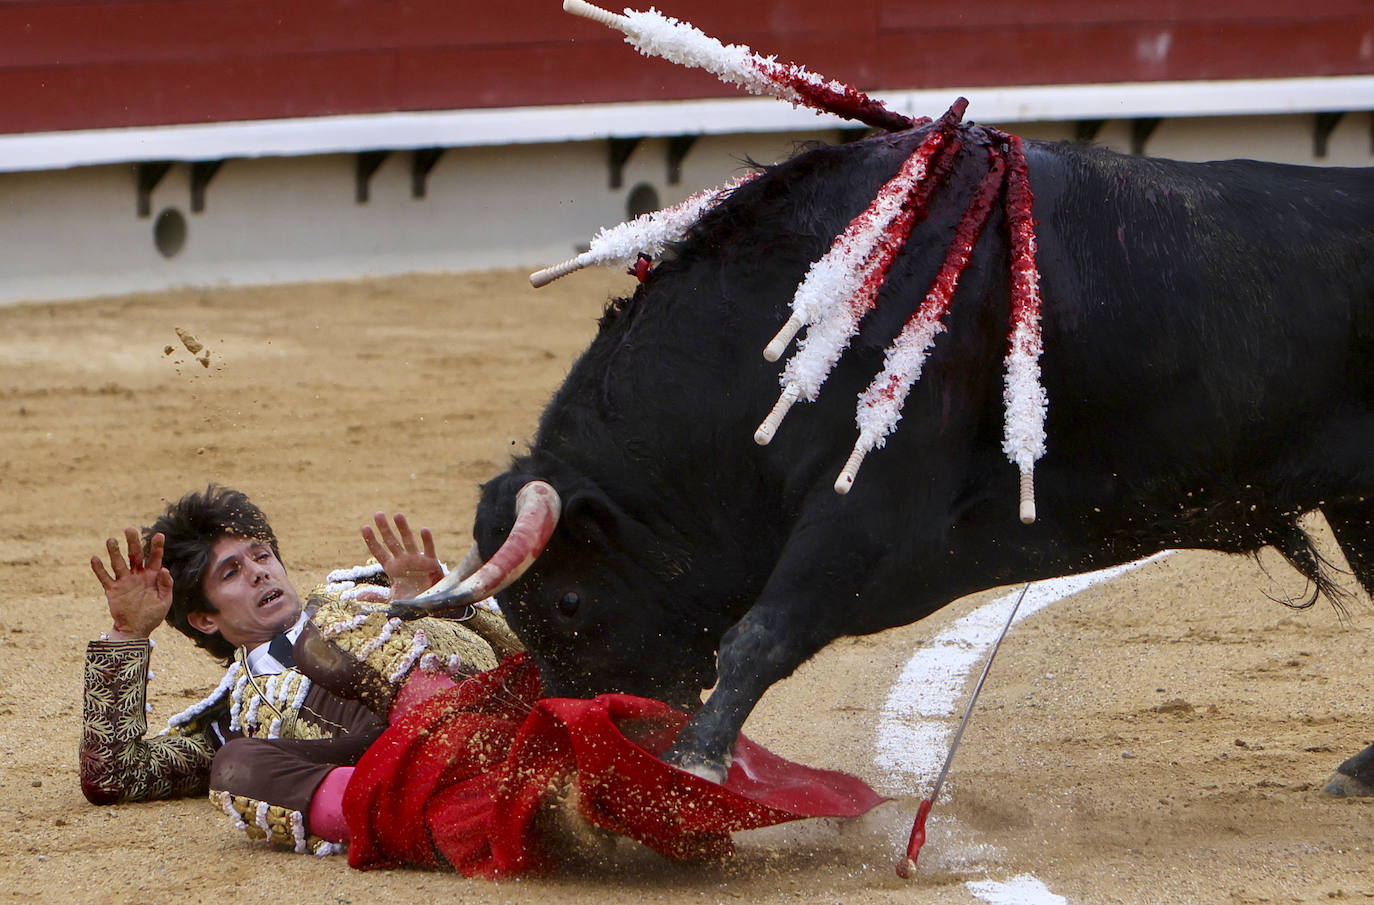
<box><xmin>968</xmin><ymin>874</ymin><xmax>1069</xmax><ymax>905</ymax></box>
<box><xmin>875</xmin><ymin>552</ymin><xmax>1172</xmax><ymax>787</ymax></box>
<box><xmin>873</xmin><ymin>552</ymin><xmax>1172</xmax><ymax>898</ymax></box>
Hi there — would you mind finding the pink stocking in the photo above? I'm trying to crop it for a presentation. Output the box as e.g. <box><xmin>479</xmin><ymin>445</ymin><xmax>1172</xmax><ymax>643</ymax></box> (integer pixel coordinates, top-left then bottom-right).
<box><xmin>307</xmin><ymin>766</ymin><xmax>353</xmax><ymax>843</ymax></box>
<box><xmin>307</xmin><ymin>673</ymin><xmax>460</xmax><ymax>843</ymax></box>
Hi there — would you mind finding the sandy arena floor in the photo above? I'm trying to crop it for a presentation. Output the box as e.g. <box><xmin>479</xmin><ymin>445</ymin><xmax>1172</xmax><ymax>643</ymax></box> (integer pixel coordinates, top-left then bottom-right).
<box><xmin>0</xmin><ymin>268</ymin><xmax>1370</xmax><ymax>904</ymax></box>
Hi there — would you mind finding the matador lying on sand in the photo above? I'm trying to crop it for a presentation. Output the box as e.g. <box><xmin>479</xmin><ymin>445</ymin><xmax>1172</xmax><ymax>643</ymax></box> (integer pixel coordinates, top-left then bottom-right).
<box><xmin>80</xmin><ymin>485</ymin><xmax>883</xmax><ymax>874</ymax></box>
<box><xmin>80</xmin><ymin>485</ymin><xmax>520</xmax><ymax>855</ymax></box>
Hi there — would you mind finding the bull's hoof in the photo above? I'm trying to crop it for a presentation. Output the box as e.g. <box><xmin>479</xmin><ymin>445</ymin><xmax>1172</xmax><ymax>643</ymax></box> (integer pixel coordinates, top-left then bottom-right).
<box><xmin>1324</xmin><ymin>772</ymin><xmax>1374</xmax><ymax>797</ymax></box>
<box><xmin>664</xmin><ymin>749</ymin><xmax>730</xmax><ymax>784</ymax></box>
<box><xmin>1322</xmin><ymin>743</ymin><xmax>1374</xmax><ymax>797</ymax></box>
<box><xmin>673</xmin><ymin>758</ymin><xmax>729</xmax><ymax>785</ymax></box>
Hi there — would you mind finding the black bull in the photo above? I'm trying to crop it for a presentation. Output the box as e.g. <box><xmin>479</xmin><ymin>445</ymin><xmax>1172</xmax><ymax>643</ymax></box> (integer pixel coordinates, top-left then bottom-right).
<box><xmin>401</xmin><ymin>121</ymin><xmax>1374</xmax><ymax>784</ymax></box>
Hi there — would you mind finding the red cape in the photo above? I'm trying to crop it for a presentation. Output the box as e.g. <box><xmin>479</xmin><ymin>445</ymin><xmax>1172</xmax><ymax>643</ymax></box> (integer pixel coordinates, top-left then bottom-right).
<box><xmin>343</xmin><ymin>653</ymin><xmax>887</xmax><ymax>877</ymax></box>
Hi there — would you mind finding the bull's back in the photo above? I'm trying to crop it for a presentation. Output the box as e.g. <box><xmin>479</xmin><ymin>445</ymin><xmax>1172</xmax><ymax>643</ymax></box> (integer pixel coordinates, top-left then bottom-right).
<box><xmin>555</xmin><ymin>132</ymin><xmax>1374</xmax><ymax>526</ymax></box>
<box><xmin>1027</xmin><ymin>147</ymin><xmax>1374</xmax><ymax>472</ymax></box>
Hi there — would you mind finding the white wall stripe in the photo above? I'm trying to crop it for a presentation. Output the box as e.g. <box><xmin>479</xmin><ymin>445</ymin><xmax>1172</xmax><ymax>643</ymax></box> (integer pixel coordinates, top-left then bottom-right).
<box><xmin>4</xmin><ymin>75</ymin><xmax>1370</xmax><ymax>174</ymax></box>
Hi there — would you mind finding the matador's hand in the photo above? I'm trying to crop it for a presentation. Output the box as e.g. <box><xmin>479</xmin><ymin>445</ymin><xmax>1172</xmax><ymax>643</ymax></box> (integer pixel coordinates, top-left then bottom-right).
<box><xmin>91</xmin><ymin>527</ymin><xmax>173</xmax><ymax>640</ymax></box>
<box><xmin>361</xmin><ymin>513</ymin><xmax>445</xmax><ymax>602</ymax></box>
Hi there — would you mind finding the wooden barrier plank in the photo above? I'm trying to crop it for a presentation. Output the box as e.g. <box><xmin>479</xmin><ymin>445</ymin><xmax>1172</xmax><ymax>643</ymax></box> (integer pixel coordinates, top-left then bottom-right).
<box><xmin>878</xmin><ymin>0</ymin><xmax>1372</xmax><ymax>30</ymax></box>
<box><xmin>0</xmin><ymin>0</ymin><xmax>1368</xmax><ymax>135</ymax></box>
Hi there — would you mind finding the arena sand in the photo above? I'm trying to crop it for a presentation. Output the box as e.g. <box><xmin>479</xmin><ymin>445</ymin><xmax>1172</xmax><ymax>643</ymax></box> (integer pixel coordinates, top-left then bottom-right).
<box><xmin>0</xmin><ymin>269</ymin><xmax>1370</xmax><ymax>905</ymax></box>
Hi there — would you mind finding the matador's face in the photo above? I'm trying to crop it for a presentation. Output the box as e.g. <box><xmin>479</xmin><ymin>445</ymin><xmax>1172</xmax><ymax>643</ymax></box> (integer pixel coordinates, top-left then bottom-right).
<box><xmin>189</xmin><ymin>535</ymin><xmax>302</xmax><ymax>649</ymax></box>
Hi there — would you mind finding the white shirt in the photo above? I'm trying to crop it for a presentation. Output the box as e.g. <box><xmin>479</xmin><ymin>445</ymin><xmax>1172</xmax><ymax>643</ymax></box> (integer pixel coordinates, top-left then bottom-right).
<box><xmin>243</xmin><ymin>613</ymin><xmax>308</xmax><ymax>676</ymax></box>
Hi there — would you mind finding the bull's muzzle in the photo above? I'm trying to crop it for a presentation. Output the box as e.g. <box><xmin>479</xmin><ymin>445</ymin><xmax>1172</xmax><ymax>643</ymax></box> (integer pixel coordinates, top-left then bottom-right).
<box><xmin>388</xmin><ymin>480</ymin><xmax>561</xmax><ymax>619</ymax></box>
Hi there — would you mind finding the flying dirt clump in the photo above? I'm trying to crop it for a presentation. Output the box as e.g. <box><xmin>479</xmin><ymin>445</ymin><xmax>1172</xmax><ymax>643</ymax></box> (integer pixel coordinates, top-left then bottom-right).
<box><xmin>174</xmin><ymin>326</ymin><xmax>211</xmax><ymax>368</ymax></box>
<box><xmin>174</xmin><ymin>327</ymin><xmax>202</xmax><ymax>354</ymax></box>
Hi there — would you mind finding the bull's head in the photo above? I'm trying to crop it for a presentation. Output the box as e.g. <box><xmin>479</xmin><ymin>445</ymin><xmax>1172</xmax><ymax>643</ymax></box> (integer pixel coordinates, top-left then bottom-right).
<box><xmin>390</xmin><ymin>474</ymin><xmax>720</xmax><ymax>710</ymax></box>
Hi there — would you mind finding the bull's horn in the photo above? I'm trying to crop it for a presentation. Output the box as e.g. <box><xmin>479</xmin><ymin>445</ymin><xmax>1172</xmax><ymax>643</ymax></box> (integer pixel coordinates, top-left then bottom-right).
<box><xmin>396</xmin><ymin>481</ymin><xmax>562</xmax><ymax>616</ymax></box>
<box><xmin>449</xmin><ymin>542</ymin><xmax>484</xmax><ymax>582</ymax></box>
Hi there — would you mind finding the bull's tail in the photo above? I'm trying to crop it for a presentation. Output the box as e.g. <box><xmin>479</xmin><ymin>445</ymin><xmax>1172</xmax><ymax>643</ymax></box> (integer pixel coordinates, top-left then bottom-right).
<box><xmin>1263</xmin><ymin>518</ymin><xmax>1356</xmax><ymax>616</ymax></box>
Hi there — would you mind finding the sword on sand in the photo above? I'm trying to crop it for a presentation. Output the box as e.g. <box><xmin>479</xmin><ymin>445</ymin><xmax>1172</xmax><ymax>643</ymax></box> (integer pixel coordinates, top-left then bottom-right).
<box><xmin>897</xmin><ymin>581</ymin><xmax>1032</xmax><ymax>878</ymax></box>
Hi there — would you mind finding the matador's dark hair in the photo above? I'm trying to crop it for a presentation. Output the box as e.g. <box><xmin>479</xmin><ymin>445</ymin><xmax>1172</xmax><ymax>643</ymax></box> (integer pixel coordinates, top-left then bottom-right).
<box><xmin>142</xmin><ymin>485</ymin><xmax>283</xmax><ymax>664</ymax></box>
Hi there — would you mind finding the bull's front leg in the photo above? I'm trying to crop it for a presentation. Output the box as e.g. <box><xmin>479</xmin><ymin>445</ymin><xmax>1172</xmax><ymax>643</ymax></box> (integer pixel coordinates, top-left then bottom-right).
<box><xmin>665</xmin><ymin>601</ymin><xmax>837</xmax><ymax>782</ymax></box>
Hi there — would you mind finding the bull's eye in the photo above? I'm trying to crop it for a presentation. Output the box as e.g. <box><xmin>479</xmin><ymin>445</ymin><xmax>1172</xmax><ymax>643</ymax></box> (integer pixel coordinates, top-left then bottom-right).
<box><xmin>557</xmin><ymin>592</ymin><xmax>581</xmax><ymax>618</ymax></box>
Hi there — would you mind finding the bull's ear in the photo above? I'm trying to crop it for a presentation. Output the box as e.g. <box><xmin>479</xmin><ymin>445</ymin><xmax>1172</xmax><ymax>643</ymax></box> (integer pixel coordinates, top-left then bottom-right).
<box><xmin>563</xmin><ymin>491</ymin><xmax>624</xmax><ymax>551</ymax></box>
